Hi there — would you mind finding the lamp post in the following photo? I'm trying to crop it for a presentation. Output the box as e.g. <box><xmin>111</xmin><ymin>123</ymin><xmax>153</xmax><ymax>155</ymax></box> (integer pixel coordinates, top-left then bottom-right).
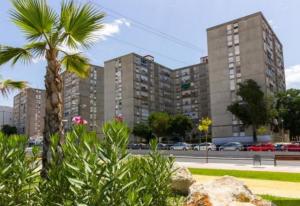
<box><xmin>281</xmin><ymin>119</ymin><xmax>284</xmax><ymax>142</ymax></box>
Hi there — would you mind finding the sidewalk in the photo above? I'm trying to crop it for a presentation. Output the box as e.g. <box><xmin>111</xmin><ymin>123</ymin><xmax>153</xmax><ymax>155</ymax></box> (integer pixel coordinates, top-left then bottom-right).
<box><xmin>177</xmin><ymin>162</ymin><xmax>300</xmax><ymax>173</ymax></box>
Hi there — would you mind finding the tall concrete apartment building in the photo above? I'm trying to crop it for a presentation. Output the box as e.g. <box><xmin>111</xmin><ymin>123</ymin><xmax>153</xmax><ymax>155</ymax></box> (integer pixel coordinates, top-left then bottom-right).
<box><xmin>104</xmin><ymin>53</ymin><xmax>174</xmax><ymax>128</ymax></box>
<box><xmin>0</xmin><ymin>106</ymin><xmax>13</xmax><ymax>128</ymax></box>
<box><xmin>62</xmin><ymin>65</ymin><xmax>104</xmax><ymax>132</ymax></box>
<box><xmin>207</xmin><ymin>12</ymin><xmax>285</xmax><ymax>143</ymax></box>
<box><xmin>13</xmin><ymin>88</ymin><xmax>45</xmax><ymax>137</ymax></box>
<box><xmin>173</xmin><ymin>57</ymin><xmax>210</xmax><ymax>122</ymax></box>
<box><xmin>104</xmin><ymin>53</ymin><xmax>211</xmax><ymax>128</ymax></box>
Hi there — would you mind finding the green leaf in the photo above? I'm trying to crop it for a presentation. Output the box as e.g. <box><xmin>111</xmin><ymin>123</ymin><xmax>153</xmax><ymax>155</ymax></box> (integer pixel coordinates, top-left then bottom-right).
<box><xmin>59</xmin><ymin>0</ymin><xmax>105</xmax><ymax>48</ymax></box>
<box><xmin>10</xmin><ymin>0</ymin><xmax>57</xmax><ymax>41</ymax></box>
<box><xmin>67</xmin><ymin>177</ymin><xmax>85</xmax><ymax>188</ymax></box>
<box><xmin>60</xmin><ymin>53</ymin><xmax>90</xmax><ymax>78</ymax></box>
<box><xmin>0</xmin><ymin>46</ymin><xmax>32</xmax><ymax>66</ymax></box>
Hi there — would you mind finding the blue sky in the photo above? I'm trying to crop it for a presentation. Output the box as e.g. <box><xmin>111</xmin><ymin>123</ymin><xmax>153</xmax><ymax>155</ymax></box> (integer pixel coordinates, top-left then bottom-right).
<box><xmin>1</xmin><ymin>0</ymin><xmax>300</xmax><ymax>106</ymax></box>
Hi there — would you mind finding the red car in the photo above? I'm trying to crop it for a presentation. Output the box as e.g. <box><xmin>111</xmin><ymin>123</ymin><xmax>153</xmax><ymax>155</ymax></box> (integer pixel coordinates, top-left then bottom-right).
<box><xmin>247</xmin><ymin>143</ymin><xmax>275</xmax><ymax>152</ymax></box>
<box><xmin>283</xmin><ymin>143</ymin><xmax>300</xmax><ymax>152</ymax></box>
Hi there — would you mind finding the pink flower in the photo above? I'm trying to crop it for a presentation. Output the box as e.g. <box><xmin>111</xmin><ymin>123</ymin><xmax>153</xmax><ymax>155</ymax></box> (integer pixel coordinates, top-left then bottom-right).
<box><xmin>115</xmin><ymin>114</ymin><xmax>123</xmax><ymax>122</ymax></box>
<box><xmin>72</xmin><ymin>116</ymin><xmax>88</xmax><ymax>125</ymax></box>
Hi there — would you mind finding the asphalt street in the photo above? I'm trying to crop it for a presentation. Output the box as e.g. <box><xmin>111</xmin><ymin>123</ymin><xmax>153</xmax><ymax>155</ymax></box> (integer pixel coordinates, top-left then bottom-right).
<box><xmin>129</xmin><ymin>150</ymin><xmax>300</xmax><ymax>167</ymax></box>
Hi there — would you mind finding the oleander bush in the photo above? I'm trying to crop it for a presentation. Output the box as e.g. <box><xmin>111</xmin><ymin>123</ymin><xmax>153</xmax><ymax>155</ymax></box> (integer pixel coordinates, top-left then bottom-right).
<box><xmin>0</xmin><ymin>120</ymin><xmax>175</xmax><ymax>206</ymax></box>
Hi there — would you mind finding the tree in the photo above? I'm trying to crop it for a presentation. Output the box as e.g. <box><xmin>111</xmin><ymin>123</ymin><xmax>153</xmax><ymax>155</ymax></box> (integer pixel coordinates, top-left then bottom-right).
<box><xmin>276</xmin><ymin>89</ymin><xmax>300</xmax><ymax>140</ymax></box>
<box><xmin>169</xmin><ymin>114</ymin><xmax>193</xmax><ymax>140</ymax></box>
<box><xmin>0</xmin><ymin>0</ymin><xmax>105</xmax><ymax>177</ymax></box>
<box><xmin>0</xmin><ymin>78</ymin><xmax>27</xmax><ymax>96</ymax></box>
<box><xmin>132</xmin><ymin>122</ymin><xmax>152</xmax><ymax>143</ymax></box>
<box><xmin>1</xmin><ymin>125</ymin><xmax>18</xmax><ymax>136</ymax></box>
<box><xmin>148</xmin><ymin>112</ymin><xmax>171</xmax><ymax>140</ymax></box>
<box><xmin>227</xmin><ymin>79</ymin><xmax>268</xmax><ymax>142</ymax></box>
<box><xmin>198</xmin><ymin>117</ymin><xmax>212</xmax><ymax>163</ymax></box>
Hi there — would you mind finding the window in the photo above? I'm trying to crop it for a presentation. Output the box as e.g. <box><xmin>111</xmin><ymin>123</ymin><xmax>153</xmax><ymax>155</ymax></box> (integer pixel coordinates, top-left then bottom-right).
<box><xmin>234</xmin><ymin>34</ymin><xmax>239</xmax><ymax>44</ymax></box>
<box><xmin>229</xmin><ymin>63</ymin><xmax>234</xmax><ymax>69</ymax></box>
<box><xmin>227</xmin><ymin>24</ymin><xmax>232</xmax><ymax>30</ymax></box>
<box><xmin>235</xmin><ymin>55</ymin><xmax>240</xmax><ymax>62</ymax></box>
<box><xmin>229</xmin><ymin>68</ymin><xmax>235</xmax><ymax>79</ymax></box>
<box><xmin>227</xmin><ymin>35</ymin><xmax>232</xmax><ymax>42</ymax></box>
<box><xmin>235</xmin><ymin>45</ymin><xmax>240</xmax><ymax>55</ymax></box>
<box><xmin>228</xmin><ymin>57</ymin><xmax>234</xmax><ymax>63</ymax></box>
<box><xmin>233</xmin><ymin>23</ymin><xmax>238</xmax><ymax>28</ymax></box>
<box><xmin>230</xmin><ymin>79</ymin><xmax>235</xmax><ymax>91</ymax></box>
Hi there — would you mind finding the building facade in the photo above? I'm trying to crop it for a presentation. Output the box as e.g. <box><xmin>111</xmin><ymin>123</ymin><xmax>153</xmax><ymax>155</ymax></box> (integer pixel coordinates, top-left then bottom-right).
<box><xmin>104</xmin><ymin>53</ymin><xmax>174</xmax><ymax>128</ymax></box>
<box><xmin>13</xmin><ymin>88</ymin><xmax>45</xmax><ymax>137</ymax></box>
<box><xmin>0</xmin><ymin>106</ymin><xmax>13</xmax><ymax>129</ymax></box>
<box><xmin>104</xmin><ymin>53</ymin><xmax>211</xmax><ymax>130</ymax></box>
<box><xmin>173</xmin><ymin>57</ymin><xmax>210</xmax><ymax>122</ymax></box>
<box><xmin>62</xmin><ymin>65</ymin><xmax>104</xmax><ymax>133</ymax></box>
<box><xmin>207</xmin><ymin>12</ymin><xmax>285</xmax><ymax>143</ymax></box>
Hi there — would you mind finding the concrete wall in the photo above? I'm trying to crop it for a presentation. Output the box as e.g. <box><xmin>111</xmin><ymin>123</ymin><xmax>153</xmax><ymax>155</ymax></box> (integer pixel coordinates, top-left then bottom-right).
<box><xmin>0</xmin><ymin>106</ymin><xmax>13</xmax><ymax>128</ymax></box>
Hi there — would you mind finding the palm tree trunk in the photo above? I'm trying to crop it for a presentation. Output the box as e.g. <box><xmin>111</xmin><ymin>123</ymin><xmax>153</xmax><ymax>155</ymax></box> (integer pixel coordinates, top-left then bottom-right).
<box><xmin>41</xmin><ymin>49</ymin><xmax>64</xmax><ymax>178</ymax></box>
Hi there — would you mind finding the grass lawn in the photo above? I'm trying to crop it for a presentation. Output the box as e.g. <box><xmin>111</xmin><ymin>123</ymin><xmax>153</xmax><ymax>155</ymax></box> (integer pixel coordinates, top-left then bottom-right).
<box><xmin>261</xmin><ymin>195</ymin><xmax>300</xmax><ymax>206</ymax></box>
<box><xmin>189</xmin><ymin>168</ymin><xmax>300</xmax><ymax>182</ymax></box>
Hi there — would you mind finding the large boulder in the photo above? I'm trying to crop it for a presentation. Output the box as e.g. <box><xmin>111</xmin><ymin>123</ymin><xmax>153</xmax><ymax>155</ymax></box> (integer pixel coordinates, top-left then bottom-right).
<box><xmin>185</xmin><ymin>176</ymin><xmax>275</xmax><ymax>206</ymax></box>
<box><xmin>171</xmin><ymin>163</ymin><xmax>196</xmax><ymax>195</ymax></box>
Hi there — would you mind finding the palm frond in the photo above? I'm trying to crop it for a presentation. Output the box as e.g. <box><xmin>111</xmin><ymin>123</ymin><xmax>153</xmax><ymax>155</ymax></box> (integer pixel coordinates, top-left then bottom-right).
<box><xmin>59</xmin><ymin>0</ymin><xmax>105</xmax><ymax>49</ymax></box>
<box><xmin>0</xmin><ymin>79</ymin><xmax>28</xmax><ymax>96</ymax></box>
<box><xmin>25</xmin><ymin>42</ymin><xmax>47</xmax><ymax>58</ymax></box>
<box><xmin>10</xmin><ymin>0</ymin><xmax>57</xmax><ymax>42</ymax></box>
<box><xmin>60</xmin><ymin>53</ymin><xmax>90</xmax><ymax>78</ymax></box>
<box><xmin>0</xmin><ymin>45</ymin><xmax>33</xmax><ymax>66</ymax></box>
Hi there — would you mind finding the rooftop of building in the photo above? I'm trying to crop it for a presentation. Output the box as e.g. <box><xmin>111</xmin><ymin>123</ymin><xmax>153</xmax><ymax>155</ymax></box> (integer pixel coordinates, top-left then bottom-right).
<box><xmin>206</xmin><ymin>11</ymin><xmax>282</xmax><ymax>45</ymax></box>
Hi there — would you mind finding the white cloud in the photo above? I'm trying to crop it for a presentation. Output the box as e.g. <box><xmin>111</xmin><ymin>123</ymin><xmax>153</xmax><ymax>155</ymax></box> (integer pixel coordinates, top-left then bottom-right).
<box><xmin>93</xmin><ymin>18</ymin><xmax>131</xmax><ymax>41</ymax></box>
<box><xmin>286</xmin><ymin>64</ymin><xmax>300</xmax><ymax>89</ymax></box>
<box><xmin>267</xmin><ymin>19</ymin><xmax>278</xmax><ymax>30</ymax></box>
<box><xmin>56</xmin><ymin>18</ymin><xmax>131</xmax><ymax>55</ymax></box>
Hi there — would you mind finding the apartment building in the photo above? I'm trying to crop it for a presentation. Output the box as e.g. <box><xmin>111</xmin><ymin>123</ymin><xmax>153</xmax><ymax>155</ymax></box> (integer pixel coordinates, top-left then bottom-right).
<box><xmin>104</xmin><ymin>53</ymin><xmax>211</xmax><ymax>130</ymax></box>
<box><xmin>104</xmin><ymin>53</ymin><xmax>174</xmax><ymax>128</ymax></box>
<box><xmin>62</xmin><ymin>65</ymin><xmax>104</xmax><ymax>133</ymax></box>
<box><xmin>0</xmin><ymin>106</ymin><xmax>13</xmax><ymax>128</ymax></box>
<box><xmin>207</xmin><ymin>12</ymin><xmax>285</xmax><ymax>143</ymax></box>
<box><xmin>13</xmin><ymin>88</ymin><xmax>45</xmax><ymax>137</ymax></box>
<box><xmin>173</xmin><ymin>57</ymin><xmax>210</xmax><ymax>122</ymax></box>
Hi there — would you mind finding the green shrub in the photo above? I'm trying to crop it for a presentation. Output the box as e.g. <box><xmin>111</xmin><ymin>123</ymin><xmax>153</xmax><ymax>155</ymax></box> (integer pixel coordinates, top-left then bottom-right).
<box><xmin>0</xmin><ymin>133</ymin><xmax>40</xmax><ymax>206</ymax></box>
<box><xmin>0</xmin><ymin>120</ymin><xmax>175</xmax><ymax>206</ymax></box>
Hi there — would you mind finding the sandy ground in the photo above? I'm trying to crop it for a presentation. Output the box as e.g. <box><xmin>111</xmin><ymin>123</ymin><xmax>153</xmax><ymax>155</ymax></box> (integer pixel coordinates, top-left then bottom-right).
<box><xmin>193</xmin><ymin>175</ymin><xmax>300</xmax><ymax>198</ymax></box>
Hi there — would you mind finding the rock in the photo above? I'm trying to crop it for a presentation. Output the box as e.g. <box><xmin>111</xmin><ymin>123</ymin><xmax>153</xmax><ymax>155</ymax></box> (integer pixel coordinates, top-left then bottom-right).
<box><xmin>185</xmin><ymin>176</ymin><xmax>275</xmax><ymax>206</ymax></box>
<box><xmin>185</xmin><ymin>192</ymin><xmax>212</xmax><ymax>206</ymax></box>
<box><xmin>171</xmin><ymin>163</ymin><xmax>196</xmax><ymax>195</ymax></box>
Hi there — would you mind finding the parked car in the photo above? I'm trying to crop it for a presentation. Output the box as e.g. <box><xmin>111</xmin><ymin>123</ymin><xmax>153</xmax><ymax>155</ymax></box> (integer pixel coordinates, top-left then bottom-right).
<box><xmin>219</xmin><ymin>142</ymin><xmax>244</xmax><ymax>151</ymax></box>
<box><xmin>283</xmin><ymin>143</ymin><xmax>300</xmax><ymax>152</ymax></box>
<box><xmin>193</xmin><ymin>143</ymin><xmax>216</xmax><ymax>151</ymax></box>
<box><xmin>274</xmin><ymin>142</ymin><xmax>290</xmax><ymax>151</ymax></box>
<box><xmin>247</xmin><ymin>143</ymin><xmax>275</xmax><ymax>152</ymax></box>
<box><xmin>170</xmin><ymin>142</ymin><xmax>192</xmax><ymax>150</ymax></box>
<box><xmin>157</xmin><ymin>143</ymin><xmax>169</xmax><ymax>150</ymax></box>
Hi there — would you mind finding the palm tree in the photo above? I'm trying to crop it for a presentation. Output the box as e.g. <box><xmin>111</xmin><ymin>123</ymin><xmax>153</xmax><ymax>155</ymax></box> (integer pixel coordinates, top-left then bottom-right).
<box><xmin>0</xmin><ymin>0</ymin><xmax>105</xmax><ymax>177</ymax></box>
<box><xmin>0</xmin><ymin>79</ymin><xmax>27</xmax><ymax>96</ymax></box>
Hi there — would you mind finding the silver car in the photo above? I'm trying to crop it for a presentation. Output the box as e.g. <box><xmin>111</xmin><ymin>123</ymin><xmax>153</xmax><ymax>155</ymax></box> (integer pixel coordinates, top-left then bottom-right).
<box><xmin>219</xmin><ymin>142</ymin><xmax>244</xmax><ymax>151</ymax></box>
<box><xmin>193</xmin><ymin>143</ymin><xmax>217</xmax><ymax>151</ymax></box>
<box><xmin>170</xmin><ymin>142</ymin><xmax>192</xmax><ymax>150</ymax></box>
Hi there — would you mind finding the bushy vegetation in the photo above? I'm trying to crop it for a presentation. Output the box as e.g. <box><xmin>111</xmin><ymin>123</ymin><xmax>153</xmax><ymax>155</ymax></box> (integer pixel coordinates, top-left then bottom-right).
<box><xmin>0</xmin><ymin>120</ymin><xmax>175</xmax><ymax>205</ymax></box>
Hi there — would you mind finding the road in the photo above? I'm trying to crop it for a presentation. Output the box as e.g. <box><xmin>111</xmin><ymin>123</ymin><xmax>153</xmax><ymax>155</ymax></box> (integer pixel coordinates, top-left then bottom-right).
<box><xmin>129</xmin><ymin>150</ymin><xmax>300</xmax><ymax>167</ymax></box>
